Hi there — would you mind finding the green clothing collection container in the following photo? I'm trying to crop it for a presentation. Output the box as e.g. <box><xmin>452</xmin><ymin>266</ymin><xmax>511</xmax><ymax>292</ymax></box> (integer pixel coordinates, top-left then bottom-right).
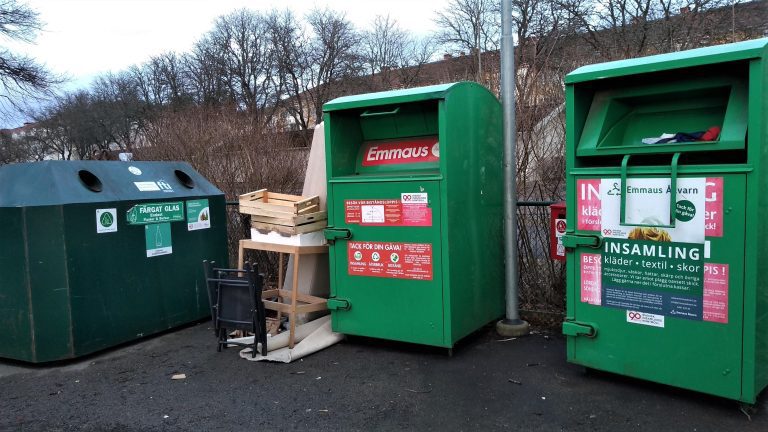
<box><xmin>0</xmin><ymin>161</ymin><xmax>227</xmax><ymax>363</ymax></box>
<box><xmin>562</xmin><ymin>38</ymin><xmax>768</xmax><ymax>402</ymax></box>
<box><xmin>322</xmin><ymin>82</ymin><xmax>504</xmax><ymax>348</ymax></box>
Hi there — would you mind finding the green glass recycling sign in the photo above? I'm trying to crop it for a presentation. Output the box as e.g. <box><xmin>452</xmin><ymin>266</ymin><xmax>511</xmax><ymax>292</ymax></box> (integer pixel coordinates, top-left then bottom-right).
<box><xmin>126</xmin><ymin>201</ymin><xmax>184</xmax><ymax>225</ymax></box>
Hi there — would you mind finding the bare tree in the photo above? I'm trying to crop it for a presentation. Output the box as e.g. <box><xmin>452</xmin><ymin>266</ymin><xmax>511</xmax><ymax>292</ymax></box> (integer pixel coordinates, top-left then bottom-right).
<box><xmin>434</xmin><ymin>0</ymin><xmax>501</xmax><ymax>82</ymax></box>
<box><xmin>303</xmin><ymin>8</ymin><xmax>362</xmax><ymax>124</ymax></box>
<box><xmin>268</xmin><ymin>9</ymin><xmax>313</xmax><ymax>130</ymax></box>
<box><xmin>205</xmin><ymin>9</ymin><xmax>279</xmax><ymax>123</ymax></box>
<box><xmin>557</xmin><ymin>0</ymin><xmax>738</xmax><ymax>59</ymax></box>
<box><xmin>0</xmin><ymin>0</ymin><xmax>60</xmax><ymax>121</ymax></box>
<box><xmin>361</xmin><ymin>15</ymin><xmax>436</xmax><ymax>90</ymax></box>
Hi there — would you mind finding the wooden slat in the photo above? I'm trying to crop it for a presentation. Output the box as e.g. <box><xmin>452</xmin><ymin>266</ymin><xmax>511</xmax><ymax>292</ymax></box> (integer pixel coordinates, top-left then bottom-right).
<box><xmin>239</xmin><ymin>204</ymin><xmax>320</xmax><ymax>218</ymax></box>
<box><xmin>261</xmin><ymin>289</ymin><xmax>280</xmax><ymax>298</ymax></box>
<box><xmin>276</xmin><ymin>289</ymin><xmax>327</xmax><ymax>305</ymax></box>
<box><xmin>263</xmin><ymin>300</ymin><xmax>291</xmax><ymax>313</ymax></box>
<box><xmin>250</xmin><ymin>219</ymin><xmax>327</xmax><ymax>235</ymax></box>
<box><xmin>249</xmin><ymin>211</ymin><xmax>327</xmax><ymax>227</ymax></box>
<box><xmin>295</xmin><ymin>302</ymin><xmax>328</xmax><ymax>313</ymax></box>
<box><xmin>293</xmin><ymin>196</ymin><xmax>320</xmax><ymax>213</ymax></box>
<box><xmin>263</xmin><ymin>191</ymin><xmax>307</xmax><ymax>202</ymax></box>
<box><xmin>238</xmin><ymin>189</ymin><xmax>266</xmax><ymax>203</ymax></box>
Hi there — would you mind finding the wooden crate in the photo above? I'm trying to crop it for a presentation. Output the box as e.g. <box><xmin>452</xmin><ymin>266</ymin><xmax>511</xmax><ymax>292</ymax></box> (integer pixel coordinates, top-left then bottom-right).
<box><xmin>239</xmin><ymin>189</ymin><xmax>320</xmax><ymax>217</ymax></box>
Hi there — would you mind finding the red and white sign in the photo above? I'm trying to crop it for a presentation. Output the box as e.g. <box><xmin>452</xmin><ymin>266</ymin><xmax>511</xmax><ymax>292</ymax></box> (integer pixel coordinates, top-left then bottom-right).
<box><xmin>555</xmin><ymin>218</ymin><xmax>566</xmax><ymax>257</ymax></box>
<box><xmin>703</xmin><ymin>263</ymin><xmax>728</xmax><ymax>323</ymax></box>
<box><xmin>347</xmin><ymin>241</ymin><xmax>433</xmax><ymax>280</ymax></box>
<box><xmin>361</xmin><ymin>137</ymin><xmax>439</xmax><ymax>166</ymax></box>
<box><xmin>345</xmin><ymin>195</ymin><xmax>432</xmax><ymax>227</ymax></box>
<box><xmin>577</xmin><ymin>179</ymin><xmax>601</xmax><ymax>231</ymax></box>
<box><xmin>705</xmin><ymin>177</ymin><xmax>723</xmax><ymax>237</ymax></box>
<box><xmin>580</xmin><ymin>253</ymin><xmax>601</xmax><ymax>305</ymax></box>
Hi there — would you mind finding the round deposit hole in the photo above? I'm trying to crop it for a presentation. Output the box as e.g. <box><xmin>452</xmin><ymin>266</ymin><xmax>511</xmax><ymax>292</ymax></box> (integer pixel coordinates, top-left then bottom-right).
<box><xmin>175</xmin><ymin>170</ymin><xmax>195</xmax><ymax>189</ymax></box>
<box><xmin>78</xmin><ymin>170</ymin><xmax>103</xmax><ymax>192</ymax></box>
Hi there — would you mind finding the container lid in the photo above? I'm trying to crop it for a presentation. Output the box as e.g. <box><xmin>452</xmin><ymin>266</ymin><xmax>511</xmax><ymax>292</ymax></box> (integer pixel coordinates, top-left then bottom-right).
<box><xmin>324</xmin><ymin>82</ymin><xmax>477</xmax><ymax>112</ymax></box>
<box><xmin>0</xmin><ymin>161</ymin><xmax>223</xmax><ymax>207</ymax></box>
<box><xmin>566</xmin><ymin>38</ymin><xmax>768</xmax><ymax>84</ymax></box>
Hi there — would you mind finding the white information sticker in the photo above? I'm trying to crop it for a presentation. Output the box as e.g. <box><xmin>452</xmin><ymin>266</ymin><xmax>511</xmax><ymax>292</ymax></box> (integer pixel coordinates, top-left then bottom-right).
<box><xmin>134</xmin><ymin>181</ymin><xmax>161</xmax><ymax>192</ymax></box>
<box><xmin>361</xmin><ymin>205</ymin><xmax>385</xmax><ymax>223</ymax></box>
<box><xmin>401</xmin><ymin>192</ymin><xmax>428</xmax><ymax>204</ymax></box>
<box><xmin>626</xmin><ymin>310</ymin><xmax>665</xmax><ymax>328</ymax></box>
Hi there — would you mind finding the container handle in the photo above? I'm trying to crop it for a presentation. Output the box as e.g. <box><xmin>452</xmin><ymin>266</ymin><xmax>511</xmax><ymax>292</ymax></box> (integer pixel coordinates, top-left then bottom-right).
<box><xmin>619</xmin><ymin>152</ymin><xmax>681</xmax><ymax>228</ymax></box>
<box><xmin>360</xmin><ymin>107</ymin><xmax>400</xmax><ymax>117</ymax></box>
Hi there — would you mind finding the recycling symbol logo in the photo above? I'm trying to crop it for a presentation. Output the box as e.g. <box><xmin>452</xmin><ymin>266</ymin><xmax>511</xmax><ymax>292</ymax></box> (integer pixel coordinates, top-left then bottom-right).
<box><xmin>100</xmin><ymin>212</ymin><xmax>114</xmax><ymax>228</ymax></box>
<box><xmin>371</xmin><ymin>252</ymin><xmax>381</xmax><ymax>262</ymax></box>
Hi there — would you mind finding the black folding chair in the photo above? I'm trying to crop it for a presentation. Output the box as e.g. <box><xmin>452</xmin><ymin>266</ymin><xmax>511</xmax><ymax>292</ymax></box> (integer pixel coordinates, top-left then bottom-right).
<box><xmin>203</xmin><ymin>260</ymin><xmax>268</xmax><ymax>357</ymax></box>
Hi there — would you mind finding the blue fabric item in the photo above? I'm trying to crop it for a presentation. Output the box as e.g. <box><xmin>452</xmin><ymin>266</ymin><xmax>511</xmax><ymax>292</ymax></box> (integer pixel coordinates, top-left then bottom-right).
<box><xmin>653</xmin><ymin>131</ymin><xmax>705</xmax><ymax>144</ymax></box>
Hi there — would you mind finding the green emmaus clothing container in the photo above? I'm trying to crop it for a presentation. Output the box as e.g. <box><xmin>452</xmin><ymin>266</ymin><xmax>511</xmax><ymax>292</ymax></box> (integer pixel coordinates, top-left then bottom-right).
<box><xmin>0</xmin><ymin>161</ymin><xmax>227</xmax><ymax>362</ymax></box>
<box><xmin>322</xmin><ymin>82</ymin><xmax>504</xmax><ymax>348</ymax></box>
<box><xmin>562</xmin><ymin>38</ymin><xmax>768</xmax><ymax>403</ymax></box>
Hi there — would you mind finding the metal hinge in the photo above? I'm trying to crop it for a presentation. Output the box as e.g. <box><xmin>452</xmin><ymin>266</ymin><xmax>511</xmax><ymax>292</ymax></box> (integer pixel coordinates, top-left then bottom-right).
<box><xmin>323</xmin><ymin>227</ymin><xmax>352</xmax><ymax>244</ymax></box>
<box><xmin>562</xmin><ymin>320</ymin><xmax>598</xmax><ymax>338</ymax></box>
<box><xmin>327</xmin><ymin>298</ymin><xmax>351</xmax><ymax>311</ymax></box>
<box><xmin>561</xmin><ymin>233</ymin><xmax>603</xmax><ymax>249</ymax></box>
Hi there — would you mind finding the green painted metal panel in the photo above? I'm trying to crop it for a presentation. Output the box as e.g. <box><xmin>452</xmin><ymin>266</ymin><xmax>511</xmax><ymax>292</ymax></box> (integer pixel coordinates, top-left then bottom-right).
<box><xmin>0</xmin><ymin>161</ymin><xmax>227</xmax><ymax>362</ymax></box>
<box><xmin>0</xmin><ymin>208</ymin><xmax>33</xmax><ymax>361</ymax></box>
<box><xmin>564</xmin><ymin>38</ymin><xmax>767</xmax><ymax>402</ymax></box>
<box><xmin>324</xmin><ymin>81</ymin><xmax>504</xmax><ymax>348</ymax></box>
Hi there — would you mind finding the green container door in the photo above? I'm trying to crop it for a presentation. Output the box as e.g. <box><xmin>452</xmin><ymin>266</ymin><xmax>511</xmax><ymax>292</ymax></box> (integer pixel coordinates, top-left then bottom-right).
<box><xmin>567</xmin><ymin>174</ymin><xmax>745</xmax><ymax>399</ymax></box>
<box><xmin>564</xmin><ymin>38</ymin><xmax>768</xmax><ymax>402</ymax></box>
<box><xmin>324</xmin><ymin>82</ymin><xmax>504</xmax><ymax>348</ymax></box>
<box><xmin>329</xmin><ymin>181</ymin><xmax>444</xmax><ymax>345</ymax></box>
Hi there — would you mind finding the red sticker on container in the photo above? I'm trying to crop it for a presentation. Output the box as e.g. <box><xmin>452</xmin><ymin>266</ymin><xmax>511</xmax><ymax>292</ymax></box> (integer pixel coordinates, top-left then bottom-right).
<box><xmin>361</xmin><ymin>137</ymin><xmax>439</xmax><ymax>166</ymax></box>
<box><xmin>347</xmin><ymin>241</ymin><xmax>433</xmax><ymax>280</ymax></box>
<box><xmin>703</xmin><ymin>263</ymin><xmax>728</xmax><ymax>323</ymax></box>
<box><xmin>705</xmin><ymin>177</ymin><xmax>723</xmax><ymax>237</ymax></box>
<box><xmin>577</xmin><ymin>179</ymin><xmax>601</xmax><ymax>231</ymax></box>
<box><xmin>580</xmin><ymin>253</ymin><xmax>601</xmax><ymax>305</ymax></box>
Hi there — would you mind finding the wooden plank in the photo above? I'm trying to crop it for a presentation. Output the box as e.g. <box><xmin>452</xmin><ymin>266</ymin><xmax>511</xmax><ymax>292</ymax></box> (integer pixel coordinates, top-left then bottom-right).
<box><xmin>238</xmin><ymin>189</ymin><xmax>266</xmax><ymax>204</ymax></box>
<box><xmin>249</xmin><ymin>211</ymin><xmax>327</xmax><ymax>227</ymax></box>
<box><xmin>240</xmin><ymin>201</ymin><xmax>301</xmax><ymax>214</ymax></box>
<box><xmin>261</xmin><ymin>289</ymin><xmax>280</xmax><ymax>298</ymax></box>
<box><xmin>262</xmin><ymin>191</ymin><xmax>307</xmax><ymax>202</ymax></box>
<box><xmin>276</xmin><ymin>289</ymin><xmax>327</xmax><ymax>305</ymax></box>
<box><xmin>239</xmin><ymin>204</ymin><xmax>320</xmax><ymax>218</ymax></box>
<box><xmin>293</xmin><ymin>196</ymin><xmax>320</xmax><ymax>213</ymax></box>
<box><xmin>250</xmin><ymin>219</ymin><xmax>327</xmax><ymax>235</ymax></box>
<box><xmin>263</xmin><ymin>300</ymin><xmax>291</xmax><ymax>313</ymax></box>
<box><xmin>295</xmin><ymin>302</ymin><xmax>329</xmax><ymax>313</ymax></box>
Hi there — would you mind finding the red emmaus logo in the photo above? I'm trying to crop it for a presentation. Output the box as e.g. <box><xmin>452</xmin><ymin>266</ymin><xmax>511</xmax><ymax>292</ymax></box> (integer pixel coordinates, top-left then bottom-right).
<box><xmin>362</xmin><ymin>137</ymin><xmax>439</xmax><ymax>166</ymax></box>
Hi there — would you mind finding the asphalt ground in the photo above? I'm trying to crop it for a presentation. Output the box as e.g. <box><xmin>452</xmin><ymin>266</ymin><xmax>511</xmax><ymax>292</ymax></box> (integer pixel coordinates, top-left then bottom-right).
<box><xmin>1</xmin><ymin>322</ymin><xmax>765</xmax><ymax>432</ymax></box>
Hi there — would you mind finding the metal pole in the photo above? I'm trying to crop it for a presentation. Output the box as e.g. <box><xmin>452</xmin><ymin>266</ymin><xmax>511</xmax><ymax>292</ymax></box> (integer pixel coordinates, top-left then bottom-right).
<box><xmin>496</xmin><ymin>0</ymin><xmax>529</xmax><ymax>337</ymax></box>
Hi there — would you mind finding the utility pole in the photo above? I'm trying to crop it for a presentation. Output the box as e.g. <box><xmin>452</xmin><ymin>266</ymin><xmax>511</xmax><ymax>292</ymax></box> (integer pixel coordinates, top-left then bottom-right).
<box><xmin>496</xmin><ymin>0</ymin><xmax>530</xmax><ymax>337</ymax></box>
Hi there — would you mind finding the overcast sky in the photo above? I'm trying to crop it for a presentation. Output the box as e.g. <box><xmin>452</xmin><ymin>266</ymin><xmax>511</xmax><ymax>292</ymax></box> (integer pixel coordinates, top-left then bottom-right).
<box><xmin>9</xmin><ymin>0</ymin><xmax>447</xmax><ymax>93</ymax></box>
